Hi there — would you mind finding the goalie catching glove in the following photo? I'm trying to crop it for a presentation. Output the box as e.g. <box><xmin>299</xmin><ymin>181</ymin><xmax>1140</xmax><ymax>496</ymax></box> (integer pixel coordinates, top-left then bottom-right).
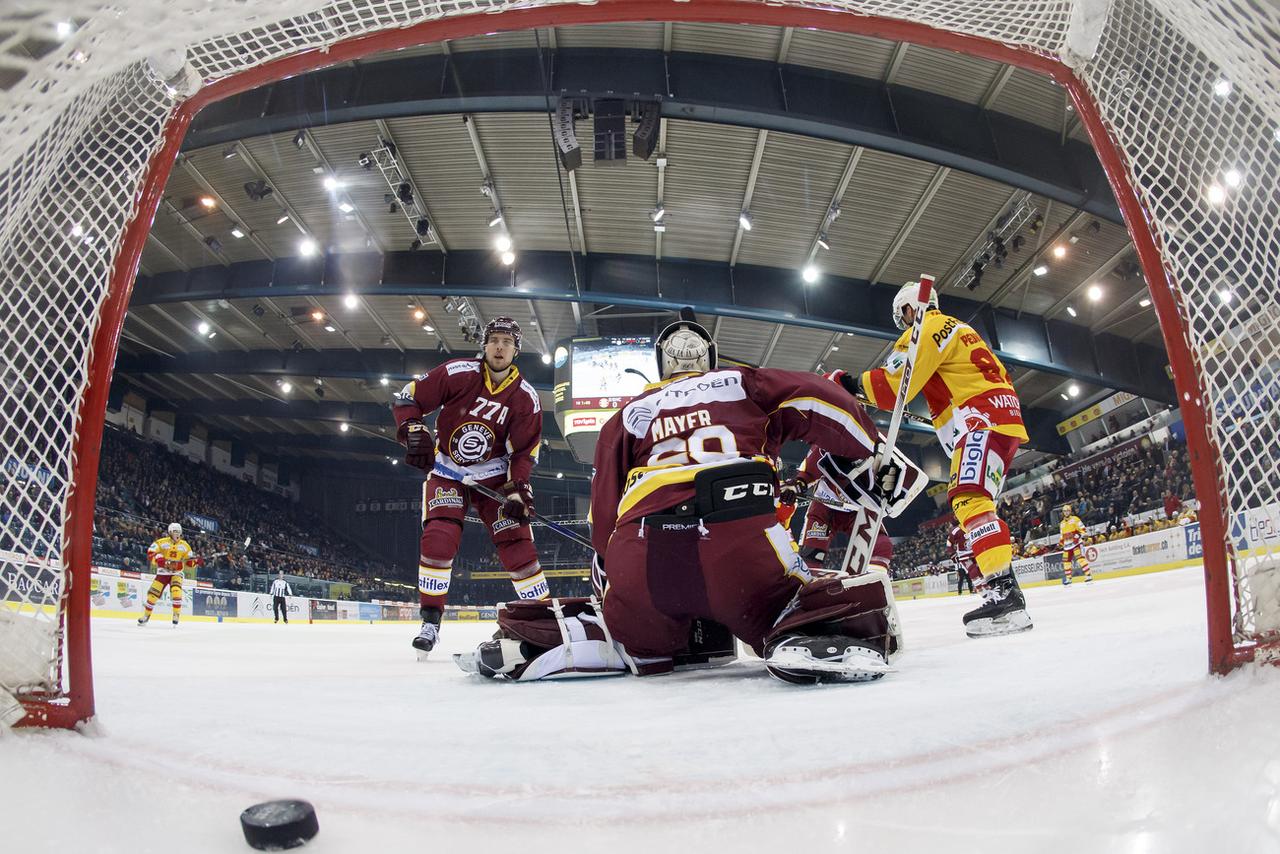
<box><xmin>398</xmin><ymin>419</ymin><xmax>435</xmax><ymax>471</ymax></box>
<box><xmin>501</xmin><ymin>480</ymin><xmax>534</xmax><ymax>522</ymax></box>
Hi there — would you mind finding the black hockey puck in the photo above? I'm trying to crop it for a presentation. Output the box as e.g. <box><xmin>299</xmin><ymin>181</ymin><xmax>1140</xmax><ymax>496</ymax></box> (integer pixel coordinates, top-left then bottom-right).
<box><xmin>239</xmin><ymin>799</ymin><xmax>319</xmax><ymax>850</ymax></box>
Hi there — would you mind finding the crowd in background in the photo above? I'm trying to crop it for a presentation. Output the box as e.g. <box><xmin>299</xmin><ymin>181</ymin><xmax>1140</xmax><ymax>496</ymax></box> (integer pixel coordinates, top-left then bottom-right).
<box><xmin>890</xmin><ymin>433</ymin><xmax>1196</xmax><ymax>579</ymax></box>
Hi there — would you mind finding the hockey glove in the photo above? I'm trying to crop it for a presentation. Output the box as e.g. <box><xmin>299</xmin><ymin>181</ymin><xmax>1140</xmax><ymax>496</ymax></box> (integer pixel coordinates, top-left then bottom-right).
<box><xmin>778</xmin><ymin>477</ymin><xmax>806</xmax><ymax>507</ymax></box>
<box><xmin>501</xmin><ymin>480</ymin><xmax>534</xmax><ymax>523</ymax></box>
<box><xmin>398</xmin><ymin>419</ymin><xmax>435</xmax><ymax>471</ymax></box>
<box><xmin>153</xmin><ymin>558</ymin><xmax>167</xmax><ymax>570</ymax></box>
<box><xmin>837</xmin><ymin>370</ymin><xmax>865</xmax><ymax>401</ymax></box>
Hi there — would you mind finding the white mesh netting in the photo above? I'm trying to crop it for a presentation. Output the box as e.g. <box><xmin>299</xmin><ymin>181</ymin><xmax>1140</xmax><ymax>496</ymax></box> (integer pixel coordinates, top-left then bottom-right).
<box><xmin>2</xmin><ymin>0</ymin><xmax>1277</xmax><ymax>715</ymax></box>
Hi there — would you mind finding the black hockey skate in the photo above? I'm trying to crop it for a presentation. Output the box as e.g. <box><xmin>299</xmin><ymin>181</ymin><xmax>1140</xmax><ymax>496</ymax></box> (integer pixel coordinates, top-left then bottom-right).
<box><xmin>963</xmin><ymin>569</ymin><xmax>1033</xmax><ymax>638</ymax></box>
<box><xmin>412</xmin><ymin>606</ymin><xmax>442</xmax><ymax>659</ymax></box>
<box><xmin>763</xmin><ymin>634</ymin><xmax>892</xmax><ymax>685</ymax></box>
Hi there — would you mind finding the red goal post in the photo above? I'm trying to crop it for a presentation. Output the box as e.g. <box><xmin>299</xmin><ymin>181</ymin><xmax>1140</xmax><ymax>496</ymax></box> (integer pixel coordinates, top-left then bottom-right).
<box><xmin>2</xmin><ymin>0</ymin><xmax>1276</xmax><ymax>728</ymax></box>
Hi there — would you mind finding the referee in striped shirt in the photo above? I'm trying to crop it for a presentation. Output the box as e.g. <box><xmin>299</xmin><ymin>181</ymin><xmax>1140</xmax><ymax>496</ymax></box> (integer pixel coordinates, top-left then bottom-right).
<box><xmin>270</xmin><ymin>571</ymin><xmax>292</xmax><ymax>623</ymax></box>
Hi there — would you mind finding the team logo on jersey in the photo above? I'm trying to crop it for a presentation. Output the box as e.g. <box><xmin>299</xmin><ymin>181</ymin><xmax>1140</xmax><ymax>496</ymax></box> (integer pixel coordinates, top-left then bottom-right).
<box><xmin>449</xmin><ymin>421</ymin><xmax>495</xmax><ymax>463</ymax></box>
<box><xmin>429</xmin><ymin>486</ymin><xmax>464</xmax><ymax>510</ymax></box>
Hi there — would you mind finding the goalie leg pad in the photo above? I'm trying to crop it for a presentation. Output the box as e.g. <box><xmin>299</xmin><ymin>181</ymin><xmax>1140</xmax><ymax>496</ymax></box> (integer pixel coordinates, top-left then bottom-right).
<box><xmin>453</xmin><ymin>597</ymin><xmax>632</xmax><ymax>681</ymax></box>
<box><xmin>765</xmin><ymin>572</ymin><xmax>903</xmax><ymax>660</ymax></box>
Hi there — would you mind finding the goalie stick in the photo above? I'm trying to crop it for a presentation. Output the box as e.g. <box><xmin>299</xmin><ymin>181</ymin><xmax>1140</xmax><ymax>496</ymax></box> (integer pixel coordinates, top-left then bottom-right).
<box><xmin>431</xmin><ymin>461</ymin><xmax>596</xmax><ymax>551</ymax></box>
<box><xmin>840</xmin><ymin>274</ymin><xmax>935</xmax><ymax>586</ymax></box>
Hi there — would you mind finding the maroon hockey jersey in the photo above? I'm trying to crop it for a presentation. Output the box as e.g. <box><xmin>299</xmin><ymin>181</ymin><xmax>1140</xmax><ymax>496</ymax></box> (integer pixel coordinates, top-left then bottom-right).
<box><xmin>393</xmin><ymin>359</ymin><xmax>542</xmax><ymax>483</ymax></box>
<box><xmin>948</xmin><ymin>525</ymin><xmax>972</xmax><ymax>561</ymax></box>
<box><xmin>590</xmin><ymin>367</ymin><xmax>881</xmax><ymax>555</ymax></box>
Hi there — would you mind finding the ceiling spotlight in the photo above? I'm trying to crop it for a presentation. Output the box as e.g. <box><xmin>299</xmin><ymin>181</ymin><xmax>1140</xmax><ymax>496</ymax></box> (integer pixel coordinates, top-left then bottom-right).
<box><xmin>280</xmin><ymin>381</ymin><xmax>292</xmax><ymax>394</ymax></box>
<box><xmin>310</xmin><ymin>309</ymin><xmax>324</xmax><ymax>322</ymax></box>
<box><xmin>1218</xmin><ymin>288</ymin><xmax>1234</xmax><ymax>304</ymax></box>
<box><xmin>243</xmin><ymin>180</ymin><xmax>273</xmax><ymax>202</ymax></box>
<box><xmin>423</xmin><ymin>324</ymin><xmax>434</xmax><ymax>332</ymax></box>
<box><xmin>1139</xmin><ymin>298</ymin><xmax>1152</xmax><ymax>308</ymax></box>
<box><xmin>299</xmin><ymin>238</ymin><xmax>318</xmax><ymax>257</ymax></box>
<box><xmin>379</xmin><ymin>376</ymin><xmax>390</xmax><ymax>386</ymax></box>
<box><xmin>816</xmin><ymin>234</ymin><xmax>830</xmax><ymax>251</ymax></box>
<box><xmin>488</xmin><ymin>212</ymin><xmax>504</xmax><ymax>228</ymax></box>
<box><xmin>556</xmin><ymin>471</ymin><xmax>564</xmax><ymax>480</ymax></box>
<box><xmin>391</xmin><ymin>459</ymin><xmax>399</xmax><ymax>466</ymax></box>
<box><xmin>1060</xmin><ymin>393</ymin><xmax>1069</xmax><ymax>401</ymax></box>
<box><xmin>1224</xmin><ymin>169</ymin><xmax>1243</xmax><ymax>188</ymax></box>
<box><xmin>358</xmin><ymin>152</ymin><xmax>372</xmax><ymax>170</ymax></box>
<box><xmin>500</xmin><ymin>251</ymin><xmax>516</xmax><ymax>266</ymax></box>
<box><xmin>650</xmin><ymin>205</ymin><xmax>666</xmax><ymax>223</ymax></box>
<box><xmin>230</xmin><ymin>227</ymin><xmax>245</xmax><ymax>239</ymax></box>
<box><xmin>541</xmin><ymin>352</ymin><xmax>552</xmax><ymax>365</ymax></box>
<box><xmin>323</xmin><ymin>324</ymin><xmax>336</xmax><ymax>333</ymax></box>
<box><xmin>322</xmin><ymin>175</ymin><xmax>341</xmax><ymax>192</ymax></box>
<box><xmin>1068</xmin><ymin>383</ymin><xmax>1080</xmax><ymax>398</ymax></box>
<box><xmin>830</xmin><ymin>345</ymin><xmax>839</xmax><ymax>352</ymax></box>
<box><xmin>1213</xmin><ymin>78</ymin><xmax>1232</xmax><ymax>97</ymax></box>
<box><xmin>494</xmin><ymin>235</ymin><xmax>512</xmax><ymax>253</ymax></box>
<box><xmin>1207</xmin><ymin>184</ymin><xmax>1227</xmax><ymax>206</ymax></box>
<box><xmin>197</xmin><ymin>321</ymin><xmax>210</xmax><ymax>335</ymax></box>
<box><xmin>1011</xmin><ymin>235</ymin><xmax>1025</xmax><ymax>251</ymax></box>
<box><xmin>276</xmin><ymin>213</ymin><xmax>290</xmax><ymax>225</ymax></box>
<box><xmin>343</xmin><ymin>293</ymin><xmax>359</xmax><ymax>310</ymax></box>
<box><xmin>338</xmin><ymin>199</ymin><xmax>355</xmax><ymax>214</ymax></box>
<box><xmin>203</xmin><ymin>235</ymin><xmax>223</xmax><ymax>253</ymax></box>
<box><xmin>252</xmin><ymin>303</ymin><xmax>265</xmax><ymax>317</ymax></box>
<box><xmin>222</xmin><ymin>145</ymin><xmax>239</xmax><ymax>160</ymax></box>
<box><xmin>339</xmin><ymin>422</ymin><xmax>350</xmax><ymax>433</ymax></box>
<box><xmin>397</xmin><ymin>182</ymin><xmax>413</xmax><ymax>205</ymax></box>
<box><xmin>70</xmin><ymin>223</ymin><xmax>84</xmax><ymax>238</ymax></box>
<box><xmin>55</xmin><ymin>20</ymin><xmax>74</xmax><ymax>39</ymax></box>
<box><xmin>1029</xmin><ymin>214</ymin><xmax>1044</xmax><ymax>234</ymax></box>
<box><xmin>293</xmin><ymin>130</ymin><xmax>307</xmax><ymax>149</ymax></box>
<box><xmin>415</xmin><ymin>218</ymin><xmax>431</xmax><ymax>238</ymax></box>
<box><xmin>1033</xmin><ymin>265</ymin><xmax>1049</xmax><ymax>277</ymax></box>
<box><xmin>1087</xmin><ymin>284</ymin><xmax>1104</xmax><ymax>302</ymax></box>
<box><xmin>653</xmin><ymin>223</ymin><xmax>666</xmax><ymax>233</ymax></box>
<box><xmin>207</xmin><ymin>331</ymin><xmax>216</xmax><ymax>340</ymax></box>
<box><xmin>198</xmin><ymin>195</ymin><xmax>216</xmax><ymax>209</ymax></box>
<box><xmin>802</xmin><ymin>265</ymin><xmax>819</xmax><ymax>284</ymax></box>
<box><xmin>739</xmin><ymin>211</ymin><xmax>753</xmax><ymax>231</ymax></box>
<box><xmin>1052</xmin><ymin>245</ymin><xmax>1066</xmax><ymax>258</ymax></box>
<box><xmin>314</xmin><ymin>378</ymin><xmax>324</xmax><ymax>386</ymax></box>
<box><xmin>413</xmin><ymin>309</ymin><xmax>426</xmax><ymax>321</ymax></box>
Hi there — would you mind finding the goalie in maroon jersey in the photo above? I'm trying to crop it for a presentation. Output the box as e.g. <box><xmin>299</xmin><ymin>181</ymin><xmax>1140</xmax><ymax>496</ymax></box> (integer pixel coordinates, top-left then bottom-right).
<box><xmin>392</xmin><ymin>316</ymin><xmax>548</xmax><ymax>657</ymax></box>
<box><xmin>455</xmin><ymin>313</ymin><xmax>926</xmax><ymax>684</ymax></box>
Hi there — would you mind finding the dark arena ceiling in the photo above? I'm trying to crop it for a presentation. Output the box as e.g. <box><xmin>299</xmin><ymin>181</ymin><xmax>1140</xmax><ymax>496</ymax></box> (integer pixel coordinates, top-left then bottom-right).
<box><xmin>114</xmin><ymin>20</ymin><xmax>1174</xmax><ymax>487</ymax></box>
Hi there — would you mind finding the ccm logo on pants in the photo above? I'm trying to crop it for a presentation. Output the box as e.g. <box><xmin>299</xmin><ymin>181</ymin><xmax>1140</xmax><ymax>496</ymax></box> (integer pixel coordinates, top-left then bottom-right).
<box><xmin>723</xmin><ymin>482</ymin><xmax>772</xmax><ymax>501</ymax></box>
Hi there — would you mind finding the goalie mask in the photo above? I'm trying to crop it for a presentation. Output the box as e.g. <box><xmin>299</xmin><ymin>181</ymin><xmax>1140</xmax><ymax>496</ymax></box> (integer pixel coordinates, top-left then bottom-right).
<box><xmin>654</xmin><ymin>319</ymin><xmax>717</xmax><ymax>380</ymax></box>
<box><xmin>891</xmin><ymin>280</ymin><xmax>940</xmax><ymax>331</ymax></box>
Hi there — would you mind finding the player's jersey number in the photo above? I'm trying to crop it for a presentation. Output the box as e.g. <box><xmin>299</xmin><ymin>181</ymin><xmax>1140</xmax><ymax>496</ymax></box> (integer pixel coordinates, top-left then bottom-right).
<box><xmin>646</xmin><ymin>425</ymin><xmax>739</xmax><ymax>467</ymax></box>
<box><xmin>969</xmin><ymin>347</ymin><xmax>1011</xmax><ymax>385</ymax></box>
<box><xmin>468</xmin><ymin>396</ymin><xmax>510</xmax><ymax>425</ymax></box>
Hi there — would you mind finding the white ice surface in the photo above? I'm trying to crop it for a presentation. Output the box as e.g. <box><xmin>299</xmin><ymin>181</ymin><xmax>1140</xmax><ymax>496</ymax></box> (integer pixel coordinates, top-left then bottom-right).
<box><xmin>3</xmin><ymin>567</ymin><xmax>1279</xmax><ymax>854</ymax></box>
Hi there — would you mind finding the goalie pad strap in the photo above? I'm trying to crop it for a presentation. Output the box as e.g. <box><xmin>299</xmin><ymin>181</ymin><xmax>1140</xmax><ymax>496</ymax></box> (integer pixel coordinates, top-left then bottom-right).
<box><xmin>765</xmin><ymin>574</ymin><xmax>902</xmax><ymax>658</ymax></box>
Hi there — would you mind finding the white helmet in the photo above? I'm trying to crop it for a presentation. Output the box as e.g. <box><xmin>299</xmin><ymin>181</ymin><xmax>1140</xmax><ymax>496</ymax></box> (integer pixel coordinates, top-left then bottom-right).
<box><xmin>891</xmin><ymin>280</ymin><xmax>940</xmax><ymax>330</ymax></box>
<box><xmin>654</xmin><ymin>315</ymin><xmax>717</xmax><ymax>379</ymax></box>
<box><xmin>167</xmin><ymin>522</ymin><xmax>183</xmax><ymax>539</ymax></box>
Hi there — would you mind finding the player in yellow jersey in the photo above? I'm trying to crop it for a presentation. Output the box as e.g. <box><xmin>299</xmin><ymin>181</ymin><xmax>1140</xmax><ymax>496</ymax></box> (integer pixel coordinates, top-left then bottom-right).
<box><xmin>847</xmin><ymin>282</ymin><xmax>1032</xmax><ymax>638</ymax></box>
<box><xmin>1058</xmin><ymin>504</ymin><xmax>1093</xmax><ymax>585</ymax></box>
<box><xmin>138</xmin><ymin>522</ymin><xmax>200</xmax><ymax>626</ymax></box>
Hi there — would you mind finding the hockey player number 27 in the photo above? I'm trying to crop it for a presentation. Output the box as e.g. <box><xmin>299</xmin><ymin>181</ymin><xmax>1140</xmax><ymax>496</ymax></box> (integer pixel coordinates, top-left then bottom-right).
<box><xmin>646</xmin><ymin>425</ymin><xmax>739</xmax><ymax>466</ymax></box>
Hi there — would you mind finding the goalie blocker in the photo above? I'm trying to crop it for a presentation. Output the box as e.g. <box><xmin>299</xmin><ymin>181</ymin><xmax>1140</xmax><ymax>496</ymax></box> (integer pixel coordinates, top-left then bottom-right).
<box><xmin>457</xmin><ymin>457</ymin><xmax>921</xmax><ymax>684</ymax></box>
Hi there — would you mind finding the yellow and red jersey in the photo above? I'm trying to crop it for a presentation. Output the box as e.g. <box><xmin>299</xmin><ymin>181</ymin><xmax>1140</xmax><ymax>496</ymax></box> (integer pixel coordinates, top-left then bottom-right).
<box><xmin>1059</xmin><ymin>515</ymin><xmax>1087</xmax><ymax>550</ymax></box>
<box><xmin>146</xmin><ymin>536</ymin><xmax>197</xmax><ymax>576</ymax></box>
<box><xmin>860</xmin><ymin>310</ymin><xmax>1027</xmax><ymax>455</ymax></box>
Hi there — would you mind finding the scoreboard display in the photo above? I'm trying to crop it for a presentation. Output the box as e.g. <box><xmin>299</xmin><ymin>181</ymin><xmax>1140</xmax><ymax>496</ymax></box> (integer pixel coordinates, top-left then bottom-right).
<box><xmin>553</xmin><ymin>335</ymin><xmax>656</xmax><ymax>462</ymax></box>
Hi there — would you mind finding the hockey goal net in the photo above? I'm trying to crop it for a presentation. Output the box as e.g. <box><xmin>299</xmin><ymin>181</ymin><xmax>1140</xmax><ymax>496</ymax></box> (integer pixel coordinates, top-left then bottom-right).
<box><xmin>2</xmin><ymin>0</ymin><xmax>1277</xmax><ymax>727</ymax></box>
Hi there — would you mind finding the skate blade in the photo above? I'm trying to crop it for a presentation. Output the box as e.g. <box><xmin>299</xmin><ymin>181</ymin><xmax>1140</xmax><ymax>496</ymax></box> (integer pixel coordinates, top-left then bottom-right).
<box><xmin>965</xmin><ymin>610</ymin><xmax>1034</xmax><ymax>638</ymax></box>
<box><xmin>415</xmin><ymin>648</ymin><xmax>433</xmax><ymax>662</ymax></box>
<box><xmin>766</xmin><ymin>648</ymin><xmax>893</xmax><ymax>682</ymax></box>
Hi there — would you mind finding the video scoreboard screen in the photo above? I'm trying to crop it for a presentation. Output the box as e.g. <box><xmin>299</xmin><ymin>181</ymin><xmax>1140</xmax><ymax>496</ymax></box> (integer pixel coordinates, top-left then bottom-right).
<box><xmin>553</xmin><ymin>336</ymin><xmax>656</xmax><ymax>462</ymax></box>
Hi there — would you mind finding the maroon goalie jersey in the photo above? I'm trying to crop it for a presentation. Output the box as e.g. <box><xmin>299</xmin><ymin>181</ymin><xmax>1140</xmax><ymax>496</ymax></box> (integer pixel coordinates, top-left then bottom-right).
<box><xmin>949</xmin><ymin>525</ymin><xmax>972</xmax><ymax>561</ymax></box>
<box><xmin>590</xmin><ymin>367</ymin><xmax>881</xmax><ymax>555</ymax></box>
<box><xmin>393</xmin><ymin>359</ymin><xmax>542</xmax><ymax>483</ymax></box>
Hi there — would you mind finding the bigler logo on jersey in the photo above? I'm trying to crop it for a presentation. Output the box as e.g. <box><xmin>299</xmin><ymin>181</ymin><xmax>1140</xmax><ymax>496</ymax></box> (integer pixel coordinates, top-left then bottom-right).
<box><xmin>959</xmin><ymin>434</ymin><xmax>985</xmax><ymax>486</ymax></box>
<box><xmin>449</xmin><ymin>421</ymin><xmax>495</xmax><ymax>463</ymax></box>
<box><xmin>429</xmin><ymin>486</ymin><xmax>464</xmax><ymax>510</ymax></box>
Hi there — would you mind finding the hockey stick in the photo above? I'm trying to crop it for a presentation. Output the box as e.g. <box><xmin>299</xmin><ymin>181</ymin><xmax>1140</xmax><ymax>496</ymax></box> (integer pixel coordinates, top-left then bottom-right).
<box><xmin>431</xmin><ymin>461</ymin><xmax>596</xmax><ymax>551</ymax></box>
<box><xmin>840</xmin><ymin>274</ymin><xmax>935</xmax><ymax>585</ymax></box>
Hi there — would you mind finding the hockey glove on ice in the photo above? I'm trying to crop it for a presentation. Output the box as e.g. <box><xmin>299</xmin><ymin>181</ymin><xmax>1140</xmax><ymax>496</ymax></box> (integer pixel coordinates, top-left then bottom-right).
<box><xmin>501</xmin><ymin>480</ymin><xmax>534</xmax><ymax>523</ymax></box>
<box><xmin>399</xmin><ymin>419</ymin><xmax>435</xmax><ymax>471</ymax></box>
